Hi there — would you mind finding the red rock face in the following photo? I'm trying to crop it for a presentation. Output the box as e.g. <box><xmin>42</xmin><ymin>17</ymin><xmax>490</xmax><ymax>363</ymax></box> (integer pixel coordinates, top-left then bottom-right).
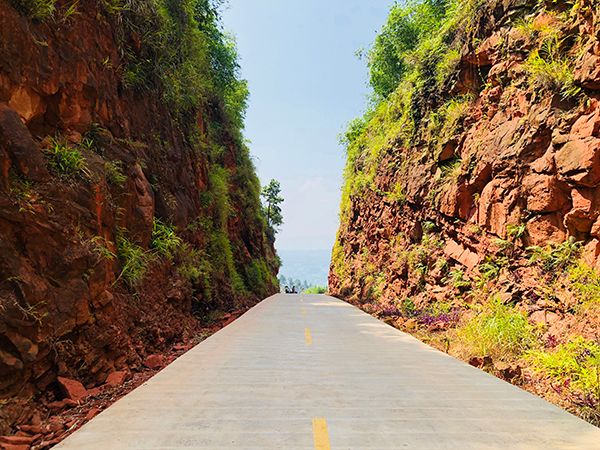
<box><xmin>0</xmin><ymin>0</ymin><xmax>278</xmax><ymax>433</ymax></box>
<box><xmin>56</xmin><ymin>378</ymin><xmax>87</xmax><ymax>402</ymax></box>
<box><xmin>330</xmin><ymin>1</ymin><xmax>600</xmax><ymax>340</ymax></box>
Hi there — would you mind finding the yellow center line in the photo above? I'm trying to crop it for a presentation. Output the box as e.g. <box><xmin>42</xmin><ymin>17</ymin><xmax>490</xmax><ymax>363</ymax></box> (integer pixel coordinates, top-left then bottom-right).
<box><xmin>312</xmin><ymin>417</ymin><xmax>331</xmax><ymax>450</ymax></box>
<box><xmin>305</xmin><ymin>327</ymin><xmax>313</xmax><ymax>346</ymax></box>
<box><xmin>301</xmin><ymin>307</ymin><xmax>307</xmax><ymax>316</ymax></box>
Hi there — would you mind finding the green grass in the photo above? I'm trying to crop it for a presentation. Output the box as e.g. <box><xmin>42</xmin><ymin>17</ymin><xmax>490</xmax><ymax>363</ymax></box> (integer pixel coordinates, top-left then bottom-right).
<box><xmin>10</xmin><ymin>0</ymin><xmax>56</xmax><ymax>20</ymax></box>
<box><xmin>527</xmin><ymin>238</ymin><xmax>582</xmax><ymax>272</ymax></box>
<box><xmin>104</xmin><ymin>160</ymin><xmax>127</xmax><ymax>187</ymax></box>
<box><xmin>151</xmin><ymin>219</ymin><xmax>183</xmax><ymax>259</ymax></box>
<box><xmin>303</xmin><ymin>286</ymin><xmax>327</xmax><ymax>294</ymax></box>
<box><xmin>456</xmin><ymin>295</ymin><xmax>536</xmax><ymax>361</ymax></box>
<box><xmin>45</xmin><ymin>138</ymin><xmax>87</xmax><ymax>177</ymax></box>
<box><xmin>116</xmin><ymin>232</ymin><xmax>150</xmax><ymax>287</ymax></box>
<box><xmin>568</xmin><ymin>261</ymin><xmax>600</xmax><ymax>306</ymax></box>
<box><xmin>529</xmin><ymin>338</ymin><xmax>600</xmax><ymax>393</ymax></box>
<box><xmin>524</xmin><ymin>36</ymin><xmax>581</xmax><ymax>99</ymax></box>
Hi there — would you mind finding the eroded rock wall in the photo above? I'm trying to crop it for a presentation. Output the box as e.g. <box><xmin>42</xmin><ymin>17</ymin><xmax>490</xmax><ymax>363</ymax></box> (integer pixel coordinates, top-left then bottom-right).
<box><xmin>0</xmin><ymin>0</ymin><xmax>278</xmax><ymax>432</ymax></box>
<box><xmin>331</xmin><ymin>0</ymin><xmax>600</xmax><ymax>418</ymax></box>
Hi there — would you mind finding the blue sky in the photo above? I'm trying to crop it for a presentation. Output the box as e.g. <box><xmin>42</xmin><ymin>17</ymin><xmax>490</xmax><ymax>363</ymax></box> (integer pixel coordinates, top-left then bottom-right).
<box><xmin>222</xmin><ymin>0</ymin><xmax>393</xmax><ymax>251</ymax></box>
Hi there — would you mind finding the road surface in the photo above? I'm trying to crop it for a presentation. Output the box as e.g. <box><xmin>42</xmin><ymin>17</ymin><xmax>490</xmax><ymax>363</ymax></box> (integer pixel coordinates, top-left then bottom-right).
<box><xmin>56</xmin><ymin>294</ymin><xmax>600</xmax><ymax>449</ymax></box>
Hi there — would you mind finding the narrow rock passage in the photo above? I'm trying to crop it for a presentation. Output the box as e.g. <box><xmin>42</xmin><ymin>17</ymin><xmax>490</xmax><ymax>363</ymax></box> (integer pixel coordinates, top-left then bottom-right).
<box><xmin>56</xmin><ymin>294</ymin><xmax>600</xmax><ymax>449</ymax></box>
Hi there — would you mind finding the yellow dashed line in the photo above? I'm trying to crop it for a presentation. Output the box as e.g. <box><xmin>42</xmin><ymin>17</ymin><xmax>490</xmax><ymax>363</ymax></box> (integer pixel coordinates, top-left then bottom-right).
<box><xmin>301</xmin><ymin>307</ymin><xmax>307</xmax><ymax>316</ymax></box>
<box><xmin>312</xmin><ymin>417</ymin><xmax>331</xmax><ymax>450</ymax></box>
<box><xmin>305</xmin><ymin>327</ymin><xmax>313</xmax><ymax>346</ymax></box>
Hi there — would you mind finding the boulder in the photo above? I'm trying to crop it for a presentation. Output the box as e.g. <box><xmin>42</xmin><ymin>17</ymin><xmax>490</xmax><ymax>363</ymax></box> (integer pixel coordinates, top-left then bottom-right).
<box><xmin>525</xmin><ymin>214</ymin><xmax>566</xmax><ymax>246</ymax></box>
<box><xmin>143</xmin><ymin>354</ymin><xmax>164</xmax><ymax>370</ymax></box>
<box><xmin>0</xmin><ymin>104</ymin><xmax>49</xmax><ymax>182</ymax></box>
<box><xmin>56</xmin><ymin>377</ymin><xmax>87</xmax><ymax>401</ymax></box>
<box><xmin>443</xmin><ymin>240</ymin><xmax>481</xmax><ymax>270</ymax></box>
<box><xmin>555</xmin><ymin>138</ymin><xmax>600</xmax><ymax>187</ymax></box>
<box><xmin>570</xmin><ymin>107</ymin><xmax>600</xmax><ymax>139</ymax></box>
<box><xmin>523</xmin><ymin>173</ymin><xmax>569</xmax><ymax>213</ymax></box>
<box><xmin>105</xmin><ymin>371</ymin><xmax>128</xmax><ymax>387</ymax></box>
<box><xmin>575</xmin><ymin>52</ymin><xmax>600</xmax><ymax>90</ymax></box>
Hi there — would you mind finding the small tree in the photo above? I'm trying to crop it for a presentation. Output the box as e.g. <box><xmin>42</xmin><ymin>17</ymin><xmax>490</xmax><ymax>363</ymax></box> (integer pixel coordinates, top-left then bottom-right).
<box><xmin>261</xmin><ymin>179</ymin><xmax>284</xmax><ymax>238</ymax></box>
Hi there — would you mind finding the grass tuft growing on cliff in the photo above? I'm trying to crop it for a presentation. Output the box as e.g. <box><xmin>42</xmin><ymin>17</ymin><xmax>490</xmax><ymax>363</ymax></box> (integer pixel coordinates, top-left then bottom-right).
<box><xmin>527</xmin><ymin>238</ymin><xmax>582</xmax><ymax>272</ymax></box>
<box><xmin>104</xmin><ymin>160</ymin><xmax>127</xmax><ymax>187</ymax></box>
<box><xmin>44</xmin><ymin>138</ymin><xmax>88</xmax><ymax>178</ymax></box>
<box><xmin>524</xmin><ymin>36</ymin><xmax>581</xmax><ymax>99</ymax></box>
<box><xmin>116</xmin><ymin>232</ymin><xmax>150</xmax><ymax>287</ymax></box>
<box><xmin>151</xmin><ymin>219</ymin><xmax>183</xmax><ymax>259</ymax></box>
<box><xmin>10</xmin><ymin>0</ymin><xmax>56</xmax><ymax>20</ymax></box>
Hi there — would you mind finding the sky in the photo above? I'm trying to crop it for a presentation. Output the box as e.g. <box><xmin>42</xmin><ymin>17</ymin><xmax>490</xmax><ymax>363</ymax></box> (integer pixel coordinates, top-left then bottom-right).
<box><xmin>221</xmin><ymin>0</ymin><xmax>394</xmax><ymax>252</ymax></box>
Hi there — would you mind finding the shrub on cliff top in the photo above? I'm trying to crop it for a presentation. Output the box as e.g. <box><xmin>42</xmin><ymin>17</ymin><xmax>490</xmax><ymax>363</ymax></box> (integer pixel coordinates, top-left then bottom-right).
<box><xmin>110</xmin><ymin>0</ymin><xmax>248</xmax><ymax>130</ymax></box>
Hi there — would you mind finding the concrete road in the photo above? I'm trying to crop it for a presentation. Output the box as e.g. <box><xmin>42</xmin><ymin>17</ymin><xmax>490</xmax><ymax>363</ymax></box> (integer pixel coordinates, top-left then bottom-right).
<box><xmin>56</xmin><ymin>294</ymin><xmax>600</xmax><ymax>449</ymax></box>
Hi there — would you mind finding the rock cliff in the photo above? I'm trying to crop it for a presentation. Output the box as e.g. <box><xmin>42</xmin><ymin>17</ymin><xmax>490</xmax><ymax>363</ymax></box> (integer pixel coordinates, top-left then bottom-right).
<box><xmin>331</xmin><ymin>0</ymin><xmax>600</xmax><ymax>424</ymax></box>
<box><xmin>0</xmin><ymin>0</ymin><xmax>278</xmax><ymax>434</ymax></box>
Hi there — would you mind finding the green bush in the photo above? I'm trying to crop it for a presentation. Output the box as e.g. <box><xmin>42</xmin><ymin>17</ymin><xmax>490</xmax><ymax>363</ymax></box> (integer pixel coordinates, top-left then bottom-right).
<box><xmin>116</xmin><ymin>232</ymin><xmax>150</xmax><ymax>287</ymax></box>
<box><xmin>525</xmin><ymin>36</ymin><xmax>580</xmax><ymax>99</ymax></box>
<box><xmin>151</xmin><ymin>219</ymin><xmax>183</xmax><ymax>259</ymax></box>
<box><xmin>303</xmin><ymin>286</ymin><xmax>327</xmax><ymax>294</ymax></box>
<box><xmin>104</xmin><ymin>160</ymin><xmax>127</xmax><ymax>187</ymax></box>
<box><xmin>568</xmin><ymin>261</ymin><xmax>600</xmax><ymax>306</ymax></box>
<box><xmin>456</xmin><ymin>295</ymin><xmax>536</xmax><ymax>361</ymax></box>
<box><xmin>45</xmin><ymin>138</ymin><xmax>87</xmax><ymax>177</ymax></box>
<box><xmin>527</xmin><ymin>238</ymin><xmax>582</xmax><ymax>272</ymax></box>
<box><xmin>10</xmin><ymin>0</ymin><xmax>56</xmax><ymax>20</ymax></box>
<box><xmin>244</xmin><ymin>259</ymin><xmax>273</xmax><ymax>293</ymax></box>
<box><xmin>529</xmin><ymin>338</ymin><xmax>600</xmax><ymax>395</ymax></box>
<box><xmin>366</xmin><ymin>0</ymin><xmax>449</xmax><ymax>100</ymax></box>
<box><xmin>108</xmin><ymin>0</ymin><xmax>248</xmax><ymax>125</ymax></box>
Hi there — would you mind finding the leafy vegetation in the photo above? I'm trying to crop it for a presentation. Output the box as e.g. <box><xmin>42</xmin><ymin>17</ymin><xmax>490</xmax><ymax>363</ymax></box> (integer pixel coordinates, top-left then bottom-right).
<box><xmin>106</xmin><ymin>0</ymin><xmax>248</xmax><ymax>127</ymax></box>
<box><xmin>304</xmin><ymin>286</ymin><xmax>327</xmax><ymax>294</ymax></box>
<box><xmin>529</xmin><ymin>338</ymin><xmax>600</xmax><ymax>394</ymax></box>
<box><xmin>455</xmin><ymin>295</ymin><xmax>536</xmax><ymax>361</ymax></box>
<box><xmin>104</xmin><ymin>160</ymin><xmax>127</xmax><ymax>187</ymax></box>
<box><xmin>44</xmin><ymin>138</ymin><xmax>87</xmax><ymax>177</ymax></box>
<box><xmin>151</xmin><ymin>219</ymin><xmax>183</xmax><ymax>259</ymax></box>
<box><xmin>116</xmin><ymin>232</ymin><xmax>150</xmax><ymax>287</ymax></box>
<box><xmin>527</xmin><ymin>238</ymin><xmax>582</xmax><ymax>272</ymax></box>
<box><xmin>10</xmin><ymin>0</ymin><xmax>56</xmax><ymax>20</ymax></box>
<box><xmin>337</xmin><ymin>0</ymin><xmax>487</xmax><ymax>220</ymax></box>
<box><xmin>261</xmin><ymin>179</ymin><xmax>284</xmax><ymax>238</ymax></box>
<box><xmin>524</xmin><ymin>36</ymin><xmax>581</xmax><ymax>99</ymax></box>
<box><xmin>365</xmin><ymin>0</ymin><xmax>451</xmax><ymax>100</ymax></box>
<box><xmin>529</xmin><ymin>338</ymin><xmax>600</xmax><ymax>423</ymax></box>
